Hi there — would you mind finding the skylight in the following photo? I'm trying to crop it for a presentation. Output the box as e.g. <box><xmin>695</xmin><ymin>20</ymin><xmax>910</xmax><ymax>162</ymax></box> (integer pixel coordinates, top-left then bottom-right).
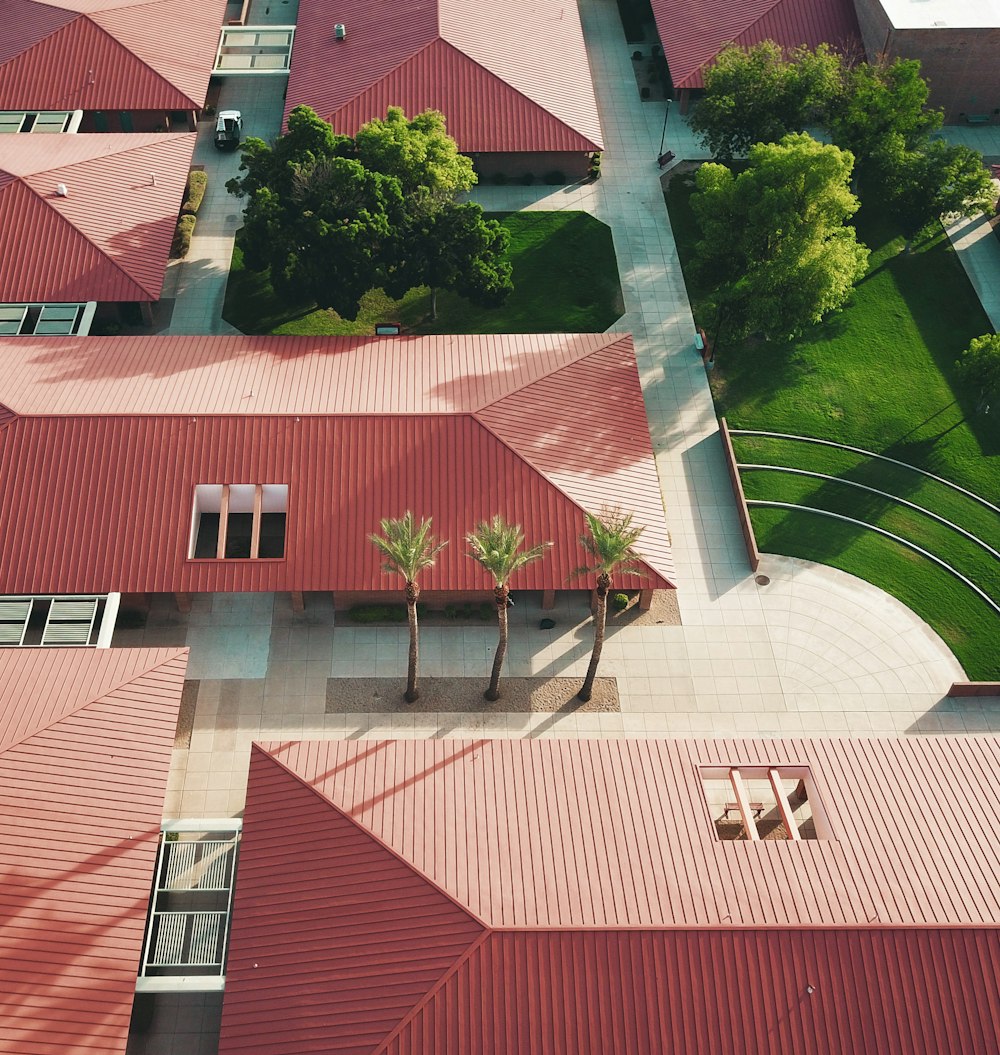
<box><xmin>190</xmin><ymin>484</ymin><xmax>288</xmax><ymax>559</ymax></box>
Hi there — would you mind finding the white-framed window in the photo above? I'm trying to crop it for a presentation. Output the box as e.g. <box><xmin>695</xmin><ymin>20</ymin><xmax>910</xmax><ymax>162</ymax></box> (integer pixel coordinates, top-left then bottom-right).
<box><xmin>699</xmin><ymin>765</ymin><xmax>832</xmax><ymax>842</ymax></box>
<box><xmin>189</xmin><ymin>484</ymin><xmax>288</xmax><ymax>560</ymax></box>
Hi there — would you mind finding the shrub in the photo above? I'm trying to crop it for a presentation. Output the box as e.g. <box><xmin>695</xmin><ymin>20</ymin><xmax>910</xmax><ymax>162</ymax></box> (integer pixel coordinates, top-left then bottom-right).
<box><xmin>544</xmin><ymin>170</ymin><xmax>566</xmax><ymax>185</ymax></box>
<box><xmin>612</xmin><ymin>592</ymin><xmax>630</xmax><ymax>612</ymax></box>
<box><xmin>181</xmin><ymin>170</ymin><xmax>208</xmax><ymax>215</ymax></box>
<box><xmin>632</xmin><ymin>50</ymin><xmax>643</xmax><ymax>60</ymax></box>
<box><xmin>520</xmin><ymin>172</ymin><xmax>535</xmax><ymax>186</ymax></box>
<box><xmin>640</xmin><ymin>86</ymin><xmax>651</xmax><ymax>100</ymax></box>
<box><xmin>479</xmin><ymin>602</ymin><xmax>494</xmax><ymax>620</ymax></box>
<box><xmin>347</xmin><ymin>603</ymin><xmax>407</xmax><ymax>624</ymax></box>
<box><xmin>170</xmin><ymin>214</ymin><xmax>196</xmax><ymax>257</ymax></box>
<box><xmin>492</xmin><ymin>172</ymin><xmax>509</xmax><ymax>186</ymax></box>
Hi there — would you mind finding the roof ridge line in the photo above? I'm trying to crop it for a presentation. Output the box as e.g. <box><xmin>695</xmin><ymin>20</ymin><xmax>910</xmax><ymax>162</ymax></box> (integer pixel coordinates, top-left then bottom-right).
<box><xmin>83</xmin><ymin>8</ymin><xmax>200</xmax><ymax>104</ymax></box>
<box><xmin>370</xmin><ymin>929</ymin><xmax>493</xmax><ymax>1055</ymax></box>
<box><xmin>328</xmin><ymin>37</ymin><xmax>441</xmax><ymax>124</ymax></box>
<box><xmin>432</xmin><ymin>36</ymin><xmax>601</xmax><ymax>150</ymax></box>
<box><xmin>0</xmin><ymin>3</ymin><xmax>81</xmax><ymax>75</ymax></box>
<box><xmin>474</xmin><ymin>333</ymin><xmax>632</xmax><ymax>414</ymax></box>
<box><xmin>251</xmin><ymin>744</ymin><xmax>493</xmax><ymax>929</ymax></box>
<box><xmin>17</xmin><ymin>174</ymin><xmax>156</xmax><ymax>299</ymax></box>
<box><xmin>469</xmin><ymin>412</ymin><xmax>671</xmax><ymax>587</ymax></box>
<box><xmin>0</xmin><ymin>647</ymin><xmax>189</xmax><ymax>755</ymax></box>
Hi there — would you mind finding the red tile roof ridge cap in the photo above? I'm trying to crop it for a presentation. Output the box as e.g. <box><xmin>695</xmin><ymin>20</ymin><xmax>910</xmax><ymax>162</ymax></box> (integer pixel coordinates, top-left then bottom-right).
<box><xmin>371</xmin><ymin>929</ymin><xmax>493</xmax><ymax>1055</ymax></box>
<box><xmin>251</xmin><ymin>742</ymin><xmax>493</xmax><ymax>928</ymax></box>
<box><xmin>14</xmin><ymin>170</ymin><xmax>160</xmax><ymax>299</ymax></box>
<box><xmin>83</xmin><ymin>4</ymin><xmax>203</xmax><ymax>102</ymax></box>
<box><xmin>434</xmin><ymin>35</ymin><xmax>602</xmax><ymax>151</ymax></box>
<box><xmin>0</xmin><ymin>646</ymin><xmax>189</xmax><ymax>755</ymax></box>
<box><xmin>469</xmin><ymin>413</ymin><xmax>673</xmax><ymax>589</ymax></box>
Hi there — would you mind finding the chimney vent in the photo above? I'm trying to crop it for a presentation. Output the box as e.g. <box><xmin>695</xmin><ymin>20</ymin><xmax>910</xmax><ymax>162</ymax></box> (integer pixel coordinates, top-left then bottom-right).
<box><xmin>334</xmin><ymin>22</ymin><xmax>346</xmax><ymax>40</ymax></box>
<box><xmin>56</xmin><ymin>183</ymin><xmax>68</xmax><ymax>197</ymax></box>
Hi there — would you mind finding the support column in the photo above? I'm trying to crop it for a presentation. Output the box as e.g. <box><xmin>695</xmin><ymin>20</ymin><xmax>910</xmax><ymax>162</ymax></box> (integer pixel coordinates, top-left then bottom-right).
<box><xmin>541</xmin><ymin>589</ymin><xmax>556</xmax><ymax>610</ymax></box>
<box><xmin>290</xmin><ymin>591</ymin><xmax>305</xmax><ymax>612</ymax></box>
<box><xmin>174</xmin><ymin>592</ymin><xmax>193</xmax><ymax>613</ymax></box>
<box><xmin>639</xmin><ymin>589</ymin><xmax>653</xmax><ymax>611</ymax></box>
<box><xmin>139</xmin><ymin>301</ymin><xmax>154</xmax><ymax>326</ymax></box>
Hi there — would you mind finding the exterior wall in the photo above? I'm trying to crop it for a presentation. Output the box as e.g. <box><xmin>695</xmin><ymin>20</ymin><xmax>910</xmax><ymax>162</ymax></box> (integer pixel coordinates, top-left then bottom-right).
<box><xmin>851</xmin><ymin>0</ymin><xmax>894</xmax><ymax>59</ymax></box>
<box><xmin>78</xmin><ymin>109</ymin><xmax>196</xmax><ymax>133</ymax></box>
<box><xmin>852</xmin><ymin>0</ymin><xmax>1000</xmax><ymax>124</ymax></box>
<box><xmin>471</xmin><ymin>151</ymin><xmax>592</xmax><ymax>182</ymax></box>
<box><xmin>889</xmin><ymin>27</ymin><xmax>1000</xmax><ymax>123</ymax></box>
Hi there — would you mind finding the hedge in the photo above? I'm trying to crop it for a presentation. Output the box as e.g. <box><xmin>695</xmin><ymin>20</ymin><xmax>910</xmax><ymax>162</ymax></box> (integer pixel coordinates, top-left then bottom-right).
<box><xmin>181</xmin><ymin>170</ymin><xmax>208</xmax><ymax>215</ymax></box>
<box><xmin>171</xmin><ymin>214</ymin><xmax>197</xmax><ymax>258</ymax></box>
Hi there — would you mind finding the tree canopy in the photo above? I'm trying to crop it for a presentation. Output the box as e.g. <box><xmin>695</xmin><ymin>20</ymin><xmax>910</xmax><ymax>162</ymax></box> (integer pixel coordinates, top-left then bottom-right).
<box><xmin>690</xmin><ymin>41</ymin><xmax>842</xmax><ymax>161</ymax></box>
<box><xmin>957</xmin><ymin>334</ymin><xmax>1000</xmax><ymax>412</ymax></box>
<box><xmin>228</xmin><ymin>105</ymin><xmax>511</xmax><ymax>320</ymax></box>
<box><xmin>691</xmin><ymin>133</ymin><xmax>869</xmax><ymax>341</ymax></box>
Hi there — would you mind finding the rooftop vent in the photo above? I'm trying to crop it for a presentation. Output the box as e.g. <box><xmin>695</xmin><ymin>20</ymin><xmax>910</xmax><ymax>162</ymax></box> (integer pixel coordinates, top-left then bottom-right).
<box><xmin>55</xmin><ymin>183</ymin><xmax>68</xmax><ymax>196</ymax></box>
<box><xmin>334</xmin><ymin>22</ymin><xmax>346</xmax><ymax>40</ymax></box>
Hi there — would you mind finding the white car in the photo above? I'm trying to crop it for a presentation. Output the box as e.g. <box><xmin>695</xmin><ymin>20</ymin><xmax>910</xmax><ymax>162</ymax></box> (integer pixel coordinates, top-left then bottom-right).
<box><xmin>214</xmin><ymin>110</ymin><xmax>243</xmax><ymax>151</ymax></box>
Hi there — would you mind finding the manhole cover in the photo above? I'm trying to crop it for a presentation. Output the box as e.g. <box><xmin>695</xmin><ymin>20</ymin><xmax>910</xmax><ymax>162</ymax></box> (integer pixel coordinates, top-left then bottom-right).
<box><xmin>754</xmin><ymin>574</ymin><xmax>770</xmax><ymax>586</ymax></box>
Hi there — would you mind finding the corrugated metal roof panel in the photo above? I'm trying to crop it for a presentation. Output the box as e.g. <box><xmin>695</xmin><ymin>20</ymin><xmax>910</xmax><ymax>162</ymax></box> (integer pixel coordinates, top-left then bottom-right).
<box><xmin>384</xmin><ymin>928</ymin><xmax>1000</xmax><ymax>1055</ymax></box>
<box><xmin>285</xmin><ymin>0</ymin><xmax>602</xmax><ymax>152</ymax></box>
<box><xmin>0</xmin><ymin>133</ymin><xmax>196</xmax><ymax>302</ymax></box>
<box><xmin>0</xmin><ymin>333</ymin><xmax>620</xmax><ymax>415</ymax></box>
<box><xmin>219</xmin><ymin>739</ymin><xmax>1000</xmax><ymax>1055</ymax></box>
<box><xmin>259</xmin><ymin>738</ymin><xmax>1000</xmax><ymax>928</ymax></box>
<box><xmin>652</xmin><ymin>0</ymin><xmax>861</xmax><ymax>90</ymax></box>
<box><xmin>0</xmin><ymin>0</ymin><xmax>226</xmax><ymax>110</ymax></box>
<box><xmin>220</xmin><ymin>747</ymin><xmax>485</xmax><ymax>1055</ymax></box>
<box><xmin>0</xmin><ymin>334</ymin><xmax>673</xmax><ymax>593</ymax></box>
<box><xmin>0</xmin><ymin>647</ymin><xmax>189</xmax><ymax>1055</ymax></box>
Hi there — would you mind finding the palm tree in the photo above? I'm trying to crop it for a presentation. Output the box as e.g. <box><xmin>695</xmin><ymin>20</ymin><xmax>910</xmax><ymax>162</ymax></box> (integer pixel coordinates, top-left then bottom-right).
<box><xmin>369</xmin><ymin>512</ymin><xmax>447</xmax><ymax>703</ymax></box>
<box><xmin>466</xmin><ymin>516</ymin><xmax>551</xmax><ymax>701</ymax></box>
<box><xmin>574</xmin><ymin>508</ymin><xmax>646</xmax><ymax>702</ymax></box>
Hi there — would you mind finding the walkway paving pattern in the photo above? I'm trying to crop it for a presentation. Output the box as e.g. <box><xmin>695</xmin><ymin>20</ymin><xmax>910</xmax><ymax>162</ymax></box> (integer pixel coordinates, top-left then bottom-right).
<box><xmin>134</xmin><ymin>0</ymin><xmax>1000</xmax><ymax>827</ymax></box>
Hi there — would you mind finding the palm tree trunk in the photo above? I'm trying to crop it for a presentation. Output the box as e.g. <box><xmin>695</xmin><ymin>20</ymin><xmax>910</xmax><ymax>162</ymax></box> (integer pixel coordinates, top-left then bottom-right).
<box><xmin>485</xmin><ymin>584</ymin><xmax>508</xmax><ymax>701</ymax></box>
<box><xmin>430</xmin><ymin>287</ymin><xmax>438</xmax><ymax>320</ymax></box>
<box><xmin>578</xmin><ymin>573</ymin><xmax>610</xmax><ymax>702</ymax></box>
<box><xmin>404</xmin><ymin>580</ymin><xmax>420</xmax><ymax>703</ymax></box>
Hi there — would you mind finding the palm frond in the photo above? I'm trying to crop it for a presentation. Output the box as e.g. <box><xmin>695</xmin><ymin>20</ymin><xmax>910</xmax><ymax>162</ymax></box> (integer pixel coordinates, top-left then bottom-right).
<box><xmin>465</xmin><ymin>514</ymin><xmax>551</xmax><ymax>586</ymax></box>
<box><xmin>571</xmin><ymin>507</ymin><xmax>648</xmax><ymax>581</ymax></box>
<box><xmin>369</xmin><ymin>511</ymin><xmax>447</xmax><ymax>583</ymax></box>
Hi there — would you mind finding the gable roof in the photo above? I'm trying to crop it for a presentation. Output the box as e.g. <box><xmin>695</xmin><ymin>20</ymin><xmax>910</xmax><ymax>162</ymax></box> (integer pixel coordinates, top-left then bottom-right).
<box><xmin>284</xmin><ymin>0</ymin><xmax>602</xmax><ymax>152</ymax></box>
<box><xmin>218</xmin><ymin>738</ymin><xmax>1000</xmax><ymax>1055</ymax></box>
<box><xmin>0</xmin><ymin>647</ymin><xmax>189</xmax><ymax>1055</ymax></box>
<box><xmin>652</xmin><ymin>0</ymin><xmax>861</xmax><ymax>90</ymax></box>
<box><xmin>0</xmin><ymin>0</ymin><xmax>226</xmax><ymax>111</ymax></box>
<box><xmin>0</xmin><ymin>333</ymin><xmax>674</xmax><ymax>594</ymax></box>
<box><xmin>0</xmin><ymin>133</ymin><xmax>196</xmax><ymax>302</ymax></box>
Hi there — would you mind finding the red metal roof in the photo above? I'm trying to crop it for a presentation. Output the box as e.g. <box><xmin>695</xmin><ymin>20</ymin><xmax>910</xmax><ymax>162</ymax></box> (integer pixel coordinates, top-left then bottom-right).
<box><xmin>284</xmin><ymin>0</ymin><xmax>603</xmax><ymax>153</ymax></box>
<box><xmin>0</xmin><ymin>0</ymin><xmax>227</xmax><ymax>111</ymax></box>
<box><xmin>0</xmin><ymin>333</ymin><xmax>674</xmax><ymax>594</ymax></box>
<box><xmin>0</xmin><ymin>647</ymin><xmax>189</xmax><ymax>1055</ymax></box>
<box><xmin>652</xmin><ymin>0</ymin><xmax>861</xmax><ymax>90</ymax></box>
<box><xmin>218</xmin><ymin>738</ymin><xmax>1000</xmax><ymax>1055</ymax></box>
<box><xmin>0</xmin><ymin>133</ymin><xmax>196</xmax><ymax>302</ymax></box>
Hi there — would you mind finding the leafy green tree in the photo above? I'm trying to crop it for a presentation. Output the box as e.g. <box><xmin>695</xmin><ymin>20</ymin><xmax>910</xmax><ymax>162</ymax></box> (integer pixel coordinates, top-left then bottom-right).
<box><xmin>827</xmin><ymin>57</ymin><xmax>942</xmax><ymax>166</ymax></box>
<box><xmin>404</xmin><ymin>202</ymin><xmax>513</xmax><ymax>319</ymax></box>
<box><xmin>355</xmin><ymin>106</ymin><xmax>476</xmax><ymax>199</ymax></box>
<box><xmin>690</xmin><ymin>42</ymin><xmax>843</xmax><ymax>160</ymax></box>
<box><xmin>870</xmin><ymin>134</ymin><xmax>995</xmax><ymax>246</ymax></box>
<box><xmin>691</xmin><ymin>133</ymin><xmax>869</xmax><ymax>342</ymax></box>
<box><xmin>574</xmin><ymin>509</ymin><xmax>646</xmax><ymax>703</ymax></box>
<box><xmin>228</xmin><ymin>105</ymin><xmax>512</xmax><ymax>320</ymax></box>
<box><xmin>369</xmin><ymin>512</ymin><xmax>447</xmax><ymax>703</ymax></box>
<box><xmin>957</xmin><ymin>334</ymin><xmax>1000</xmax><ymax>413</ymax></box>
<box><xmin>466</xmin><ymin>516</ymin><xmax>551</xmax><ymax>701</ymax></box>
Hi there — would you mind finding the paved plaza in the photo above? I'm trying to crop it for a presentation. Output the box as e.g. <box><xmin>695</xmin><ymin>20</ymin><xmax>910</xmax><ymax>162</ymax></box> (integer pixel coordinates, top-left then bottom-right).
<box><xmin>138</xmin><ymin>0</ymin><xmax>999</xmax><ymax>828</ymax></box>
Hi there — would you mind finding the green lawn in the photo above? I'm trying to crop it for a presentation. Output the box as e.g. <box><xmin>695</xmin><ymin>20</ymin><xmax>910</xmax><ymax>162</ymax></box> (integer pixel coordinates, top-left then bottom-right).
<box><xmin>222</xmin><ymin>211</ymin><xmax>624</xmax><ymax>336</ymax></box>
<box><xmin>666</xmin><ymin>171</ymin><xmax>1000</xmax><ymax>678</ymax></box>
